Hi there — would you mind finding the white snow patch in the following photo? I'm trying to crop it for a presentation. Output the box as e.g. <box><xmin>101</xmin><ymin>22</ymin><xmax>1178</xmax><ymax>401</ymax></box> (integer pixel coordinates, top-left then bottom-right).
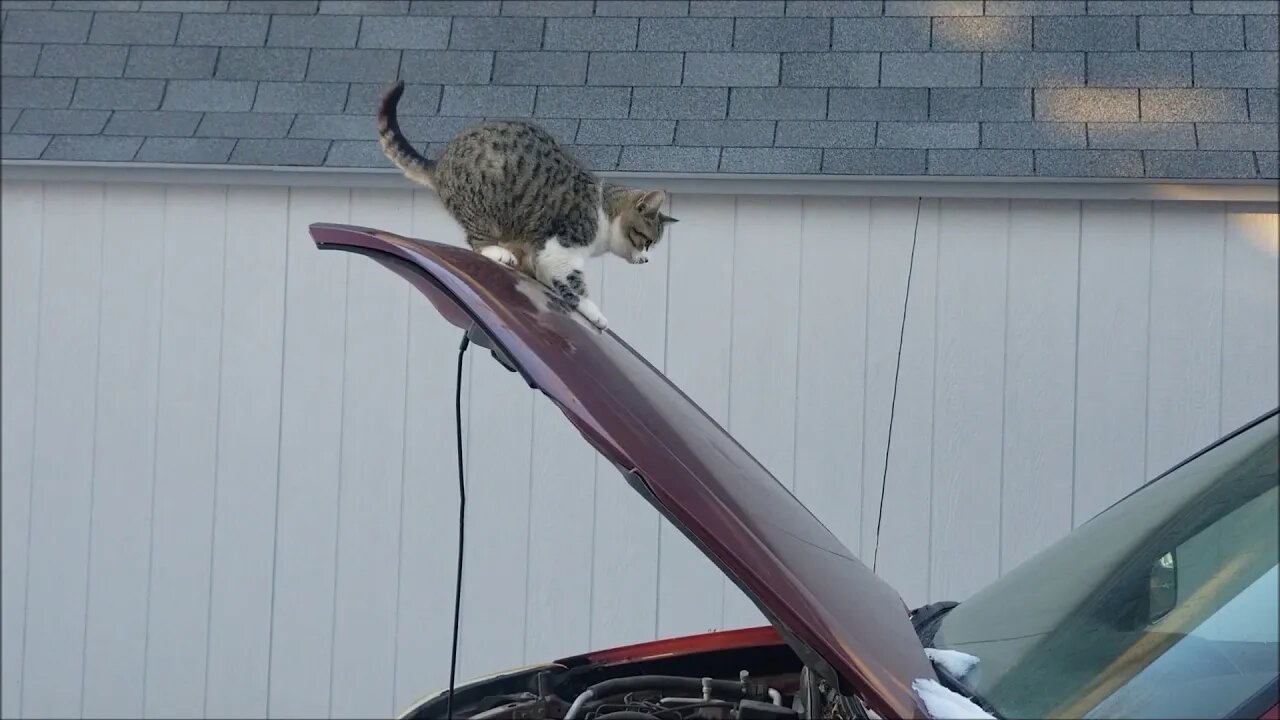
<box><xmin>924</xmin><ymin>648</ymin><xmax>981</xmax><ymax>679</ymax></box>
<box><xmin>911</xmin><ymin>678</ymin><xmax>995</xmax><ymax>720</ymax></box>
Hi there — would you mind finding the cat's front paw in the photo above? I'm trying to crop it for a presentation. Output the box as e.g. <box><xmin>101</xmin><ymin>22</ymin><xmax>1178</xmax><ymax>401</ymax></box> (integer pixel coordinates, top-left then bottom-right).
<box><xmin>479</xmin><ymin>244</ymin><xmax>518</xmax><ymax>267</ymax></box>
<box><xmin>577</xmin><ymin>299</ymin><xmax>608</xmax><ymax>330</ymax></box>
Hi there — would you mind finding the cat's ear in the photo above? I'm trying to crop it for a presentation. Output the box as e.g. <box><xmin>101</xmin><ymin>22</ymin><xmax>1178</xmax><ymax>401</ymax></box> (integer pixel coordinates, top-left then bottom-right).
<box><xmin>635</xmin><ymin>189</ymin><xmax>667</xmax><ymax>216</ymax></box>
<box><xmin>658</xmin><ymin>212</ymin><xmax>678</xmax><ymax>224</ymax></box>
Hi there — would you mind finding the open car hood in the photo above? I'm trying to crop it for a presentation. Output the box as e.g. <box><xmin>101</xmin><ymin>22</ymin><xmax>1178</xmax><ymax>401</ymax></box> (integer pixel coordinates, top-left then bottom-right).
<box><xmin>309</xmin><ymin>223</ymin><xmax>937</xmax><ymax>719</ymax></box>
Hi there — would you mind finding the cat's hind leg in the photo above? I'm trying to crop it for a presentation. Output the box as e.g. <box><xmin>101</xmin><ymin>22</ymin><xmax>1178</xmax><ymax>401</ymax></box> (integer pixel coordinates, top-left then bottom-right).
<box><xmin>534</xmin><ymin>237</ymin><xmax>607</xmax><ymax>330</ymax></box>
<box><xmin>468</xmin><ymin>235</ymin><xmax>519</xmax><ymax>268</ymax></box>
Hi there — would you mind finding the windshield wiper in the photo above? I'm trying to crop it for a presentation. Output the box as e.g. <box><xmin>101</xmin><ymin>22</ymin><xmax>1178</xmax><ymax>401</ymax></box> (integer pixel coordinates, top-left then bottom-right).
<box><xmin>928</xmin><ymin>660</ymin><xmax>1005</xmax><ymax>720</ymax></box>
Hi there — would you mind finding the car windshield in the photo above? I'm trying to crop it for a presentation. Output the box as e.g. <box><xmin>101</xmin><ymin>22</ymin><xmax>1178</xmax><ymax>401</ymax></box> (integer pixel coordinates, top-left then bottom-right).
<box><xmin>930</xmin><ymin>412</ymin><xmax>1279</xmax><ymax>720</ymax></box>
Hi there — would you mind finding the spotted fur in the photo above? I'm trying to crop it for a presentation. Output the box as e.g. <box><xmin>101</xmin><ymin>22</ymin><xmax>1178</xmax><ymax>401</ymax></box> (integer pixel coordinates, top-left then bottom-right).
<box><xmin>377</xmin><ymin>81</ymin><xmax>677</xmax><ymax>330</ymax></box>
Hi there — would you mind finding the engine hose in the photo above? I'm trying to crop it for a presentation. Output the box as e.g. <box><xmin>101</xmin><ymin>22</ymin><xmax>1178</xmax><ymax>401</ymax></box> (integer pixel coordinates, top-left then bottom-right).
<box><xmin>563</xmin><ymin>676</ymin><xmax>754</xmax><ymax>719</ymax></box>
<box><xmin>592</xmin><ymin>713</ymin><xmax>662</xmax><ymax>720</ymax></box>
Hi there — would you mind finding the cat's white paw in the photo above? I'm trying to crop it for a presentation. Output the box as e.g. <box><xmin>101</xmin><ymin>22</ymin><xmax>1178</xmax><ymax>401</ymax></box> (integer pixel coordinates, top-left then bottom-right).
<box><xmin>480</xmin><ymin>245</ymin><xmax>518</xmax><ymax>267</ymax></box>
<box><xmin>577</xmin><ymin>299</ymin><xmax>608</xmax><ymax>330</ymax></box>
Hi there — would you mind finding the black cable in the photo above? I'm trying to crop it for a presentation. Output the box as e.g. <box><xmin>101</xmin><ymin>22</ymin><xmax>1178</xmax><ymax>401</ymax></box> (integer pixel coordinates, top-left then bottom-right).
<box><xmin>446</xmin><ymin>332</ymin><xmax>470</xmax><ymax>720</ymax></box>
<box><xmin>873</xmin><ymin>196</ymin><xmax>923</xmax><ymax>575</ymax></box>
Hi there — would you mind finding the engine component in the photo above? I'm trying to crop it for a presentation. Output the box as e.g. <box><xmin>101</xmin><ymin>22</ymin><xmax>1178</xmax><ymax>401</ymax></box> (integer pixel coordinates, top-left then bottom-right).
<box><xmin>563</xmin><ymin>675</ymin><xmax>762</xmax><ymax>719</ymax></box>
<box><xmin>734</xmin><ymin>699</ymin><xmax>798</xmax><ymax>719</ymax></box>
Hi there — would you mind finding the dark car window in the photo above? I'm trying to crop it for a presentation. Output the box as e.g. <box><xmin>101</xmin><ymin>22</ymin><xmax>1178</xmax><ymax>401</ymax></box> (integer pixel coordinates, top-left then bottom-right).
<box><xmin>930</xmin><ymin>414</ymin><xmax>1278</xmax><ymax>719</ymax></box>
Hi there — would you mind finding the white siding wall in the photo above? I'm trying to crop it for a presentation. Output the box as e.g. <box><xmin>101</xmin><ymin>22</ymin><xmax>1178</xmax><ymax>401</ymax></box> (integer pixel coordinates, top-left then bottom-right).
<box><xmin>2</xmin><ymin>179</ymin><xmax>1276</xmax><ymax>719</ymax></box>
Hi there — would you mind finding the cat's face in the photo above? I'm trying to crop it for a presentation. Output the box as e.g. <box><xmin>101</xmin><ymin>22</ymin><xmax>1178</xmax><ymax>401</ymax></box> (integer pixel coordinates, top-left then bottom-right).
<box><xmin>613</xmin><ymin>189</ymin><xmax>678</xmax><ymax>264</ymax></box>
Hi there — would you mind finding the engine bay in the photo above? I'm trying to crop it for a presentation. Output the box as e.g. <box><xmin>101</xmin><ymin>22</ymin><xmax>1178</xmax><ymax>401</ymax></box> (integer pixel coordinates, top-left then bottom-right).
<box><xmin>399</xmin><ymin>641</ymin><xmax>874</xmax><ymax>719</ymax></box>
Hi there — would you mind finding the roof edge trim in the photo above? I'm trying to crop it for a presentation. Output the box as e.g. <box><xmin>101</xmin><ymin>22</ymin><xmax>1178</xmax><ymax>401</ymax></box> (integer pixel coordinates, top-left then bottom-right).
<box><xmin>3</xmin><ymin>159</ymin><xmax>1277</xmax><ymax>204</ymax></box>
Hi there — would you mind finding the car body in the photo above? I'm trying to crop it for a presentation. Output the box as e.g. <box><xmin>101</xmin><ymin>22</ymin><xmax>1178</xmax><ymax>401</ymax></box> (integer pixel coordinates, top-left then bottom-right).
<box><xmin>309</xmin><ymin>223</ymin><xmax>1279</xmax><ymax>720</ymax></box>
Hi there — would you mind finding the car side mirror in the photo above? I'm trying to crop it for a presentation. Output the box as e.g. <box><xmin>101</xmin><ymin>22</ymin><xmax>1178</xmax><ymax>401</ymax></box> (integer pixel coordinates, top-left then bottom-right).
<box><xmin>1148</xmin><ymin>550</ymin><xmax>1178</xmax><ymax>624</ymax></box>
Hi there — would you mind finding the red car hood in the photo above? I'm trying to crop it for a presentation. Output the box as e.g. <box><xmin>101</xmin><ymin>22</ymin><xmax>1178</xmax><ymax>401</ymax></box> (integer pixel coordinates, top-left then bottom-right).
<box><xmin>309</xmin><ymin>223</ymin><xmax>937</xmax><ymax>719</ymax></box>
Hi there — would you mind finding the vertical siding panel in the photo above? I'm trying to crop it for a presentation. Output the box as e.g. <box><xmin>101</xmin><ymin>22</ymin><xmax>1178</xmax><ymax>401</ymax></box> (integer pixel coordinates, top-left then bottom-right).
<box><xmin>22</xmin><ymin>182</ymin><xmax>104</xmax><ymax>718</ymax></box>
<box><xmin>1146</xmin><ymin>202</ymin><xmax>1225</xmax><ymax>476</ymax></box>
<box><xmin>330</xmin><ymin>189</ymin><xmax>413</xmax><ymax>719</ymax></box>
<box><xmin>862</xmin><ymin>197</ymin><xmax>938</xmax><ymax>608</ymax></box>
<box><xmin>590</xmin><ymin>210</ymin><xmax>672</xmax><ymax>648</ymax></box>
<box><xmin>724</xmin><ymin>195</ymin><xmax>802</xmax><ymax>626</ymax></box>
<box><xmin>395</xmin><ymin>192</ymin><xmax>470</xmax><ymax>711</ymax></box>
<box><xmin>794</xmin><ymin>197</ymin><xmax>870</xmax><ymax>554</ymax></box>
<box><xmin>144</xmin><ymin>185</ymin><xmax>227</xmax><ymax>718</ymax></box>
<box><xmin>82</xmin><ymin>184</ymin><xmax>165</xmax><ymax>718</ymax></box>
<box><xmin>1000</xmin><ymin>200</ymin><xmax>1080</xmax><ymax>572</ymax></box>
<box><xmin>0</xmin><ymin>181</ymin><xmax>43</xmax><ymax>720</ymax></box>
<box><xmin>204</xmin><ymin>187</ymin><xmax>289</xmax><ymax>718</ymax></box>
<box><xmin>525</xmin><ymin>248</ymin><xmax>605</xmax><ymax>660</ymax></box>
<box><xmin>269</xmin><ymin>187</ymin><xmax>351</xmax><ymax>718</ymax></box>
<box><xmin>1073</xmin><ymin>201</ymin><xmax>1152</xmax><ymax>525</ymax></box>
<box><xmin>657</xmin><ymin>194</ymin><xmax>735</xmax><ymax>637</ymax></box>
<box><xmin>1221</xmin><ymin>206</ymin><xmax>1280</xmax><ymax>430</ymax></box>
<box><xmin>930</xmin><ymin>198</ymin><xmax>1008</xmax><ymax>601</ymax></box>
<box><xmin>458</xmin><ymin>332</ymin><xmax>534</xmax><ymax>678</ymax></box>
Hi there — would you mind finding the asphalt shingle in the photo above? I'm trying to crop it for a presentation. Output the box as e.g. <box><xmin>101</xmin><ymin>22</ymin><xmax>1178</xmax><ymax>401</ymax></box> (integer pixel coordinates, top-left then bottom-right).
<box><xmin>832</xmin><ymin>17</ymin><xmax>929</xmax><ymax>51</ymax></box>
<box><xmin>829</xmin><ymin>88</ymin><xmax>928</xmax><ymax>119</ymax></box>
<box><xmin>88</xmin><ymin>12</ymin><xmax>179</xmax><ymax>44</ymax></box>
<box><xmin>536</xmin><ymin>86</ymin><xmax>632</xmax><ymax>117</ymax></box>
<box><xmin>1087</xmin><ymin>122</ymin><xmax>1196</xmax><ymax>149</ymax></box>
<box><xmin>638</xmin><ymin>17</ymin><xmax>732</xmax><ymax>50</ymax></box>
<box><xmin>13</xmin><ymin>108</ymin><xmax>110</xmax><ymax>134</ymax></box>
<box><xmin>631</xmin><ymin>86</ymin><xmax>728</xmax><ymax>118</ymax></box>
<box><xmin>983</xmin><ymin>52</ymin><xmax>1084</xmax><ymax>86</ymax></box>
<box><xmin>780</xmin><ymin>53</ymin><xmax>878</xmax><ymax>87</ymax></box>
<box><xmin>105</xmin><ymin>110</ymin><xmax>202</xmax><ymax>136</ymax></box>
<box><xmin>176</xmin><ymin>13</ymin><xmax>268</xmax><ymax>46</ymax></box>
<box><xmin>881</xmin><ymin>53</ymin><xmax>981</xmax><ymax>87</ymax></box>
<box><xmin>231</xmin><ymin>138</ymin><xmax>331</xmax><ymax>165</ymax></box>
<box><xmin>981</xmin><ymin>121</ymin><xmax>1085</xmax><ymax>148</ymax></box>
<box><xmin>1035</xmin><ymin>16</ymin><xmax>1135</xmax><ymax>50</ymax></box>
<box><xmin>493</xmin><ymin>52</ymin><xmax>588</xmax><ymax>85</ymax></box>
<box><xmin>163</xmin><ymin>80</ymin><xmax>257</xmax><ymax>111</ymax></box>
<box><xmin>135</xmin><ymin>136</ymin><xmax>234</xmax><ymax>162</ymax></box>
<box><xmin>357</xmin><ymin>16</ymin><xmax>450</xmax><ymax>48</ymax></box>
<box><xmin>774</xmin><ymin>119</ymin><xmax>873</xmax><ymax>146</ymax></box>
<box><xmin>822</xmin><ymin>147</ymin><xmax>926</xmax><ymax>173</ymax></box>
<box><xmin>35</xmin><ymin>44</ymin><xmax>128</xmax><ymax>77</ymax></box>
<box><xmin>268</xmin><ymin>15</ymin><xmax>360</xmax><ymax>47</ymax></box>
<box><xmin>928</xmin><ymin>148</ymin><xmax>1033</xmax><ymax>174</ymax></box>
<box><xmin>930</xmin><ymin>88</ymin><xmax>1032</xmax><ymax>121</ymax></box>
<box><xmin>216</xmin><ymin>48</ymin><xmax>310</xmax><ymax>81</ymax></box>
<box><xmin>1</xmin><ymin>43</ymin><xmax>41</xmax><ymax>76</ymax></box>
<box><xmin>545</xmin><ymin>17</ymin><xmax>638</xmax><ymax>50</ymax></box>
<box><xmin>254</xmin><ymin>81</ymin><xmax>348</xmax><ymax>112</ymax></box>
<box><xmin>733</xmin><ymin>18</ymin><xmax>830</xmax><ymax>51</ymax></box>
<box><xmin>683</xmin><ymin>52</ymin><xmax>780</xmax><ymax>87</ymax></box>
<box><xmin>931</xmin><ymin>17</ymin><xmax>1032</xmax><ymax>51</ymax></box>
<box><xmin>1145</xmin><ymin>150</ymin><xmax>1257</xmax><ymax>177</ymax></box>
<box><xmin>1140</xmin><ymin>16</ymin><xmax>1243</xmax><ymax>51</ymax></box>
<box><xmin>71</xmin><ymin>78</ymin><xmax>164</xmax><ymax>109</ymax></box>
<box><xmin>1088</xmin><ymin>52</ymin><xmax>1191</xmax><ymax>88</ymax></box>
<box><xmin>1141</xmin><ymin>88</ymin><xmax>1248</xmax><ymax>121</ymax></box>
<box><xmin>0</xmin><ymin>1</ymin><xmax>1273</xmax><ymax>178</ymax></box>
<box><xmin>676</xmin><ymin>119</ymin><xmax>775</xmax><ymax>145</ymax></box>
<box><xmin>1194</xmin><ymin>52</ymin><xmax>1279</xmax><ymax>89</ymax></box>
<box><xmin>197</xmin><ymin>112</ymin><xmax>296</xmax><ymax>138</ymax></box>
<box><xmin>125</xmin><ymin>46</ymin><xmax>218</xmax><ymax>78</ymax></box>
<box><xmin>720</xmin><ymin>146</ymin><xmax>821</xmax><ymax>171</ymax></box>
<box><xmin>43</xmin><ymin>134</ymin><xmax>141</xmax><ymax>160</ymax></box>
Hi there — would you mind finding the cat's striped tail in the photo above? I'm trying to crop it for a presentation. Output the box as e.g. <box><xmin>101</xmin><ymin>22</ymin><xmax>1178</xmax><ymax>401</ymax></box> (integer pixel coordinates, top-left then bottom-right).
<box><xmin>377</xmin><ymin>80</ymin><xmax>436</xmax><ymax>189</ymax></box>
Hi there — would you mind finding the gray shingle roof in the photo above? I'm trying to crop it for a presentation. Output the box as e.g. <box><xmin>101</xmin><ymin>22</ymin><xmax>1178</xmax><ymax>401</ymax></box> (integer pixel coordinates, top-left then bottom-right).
<box><xmin>1</xmin><ymin>0</ymin><xmax>1276</xmax><ymax>178</ymax></box>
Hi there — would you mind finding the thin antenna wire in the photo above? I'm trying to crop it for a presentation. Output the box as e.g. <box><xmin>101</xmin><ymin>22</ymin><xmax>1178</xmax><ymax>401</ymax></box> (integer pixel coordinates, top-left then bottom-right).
<box><xmin>873</xmin><ymin>197</ymin><xmax>923</xmax><ymax>574</ymax></box>
<box><xmin>446</xmin><ymin>333</ymin><xmax>470</xmax><ymax>720</ymax></box>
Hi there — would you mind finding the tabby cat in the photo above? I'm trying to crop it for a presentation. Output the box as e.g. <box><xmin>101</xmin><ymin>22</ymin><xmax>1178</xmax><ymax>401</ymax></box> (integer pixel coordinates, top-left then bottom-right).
<box><xmin>376</xmin><ymin>81</ymin><xmax>677</xmax><ymax>330</ymax></box>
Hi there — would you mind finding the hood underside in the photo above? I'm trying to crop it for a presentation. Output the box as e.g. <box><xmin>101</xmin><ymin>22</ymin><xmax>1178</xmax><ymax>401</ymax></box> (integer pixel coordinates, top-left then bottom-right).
<box><xmin>308</xmin><ymin>223</ymin><xmax>936</xmax><ymax>719</ymax></box>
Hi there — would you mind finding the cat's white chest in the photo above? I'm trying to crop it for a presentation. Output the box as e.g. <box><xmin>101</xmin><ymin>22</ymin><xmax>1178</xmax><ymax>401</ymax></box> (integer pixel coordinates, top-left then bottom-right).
<box><xmin>590</xmin><ymin>205</ymin><xmax>618</xmax><ymax>257</ymax></box>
